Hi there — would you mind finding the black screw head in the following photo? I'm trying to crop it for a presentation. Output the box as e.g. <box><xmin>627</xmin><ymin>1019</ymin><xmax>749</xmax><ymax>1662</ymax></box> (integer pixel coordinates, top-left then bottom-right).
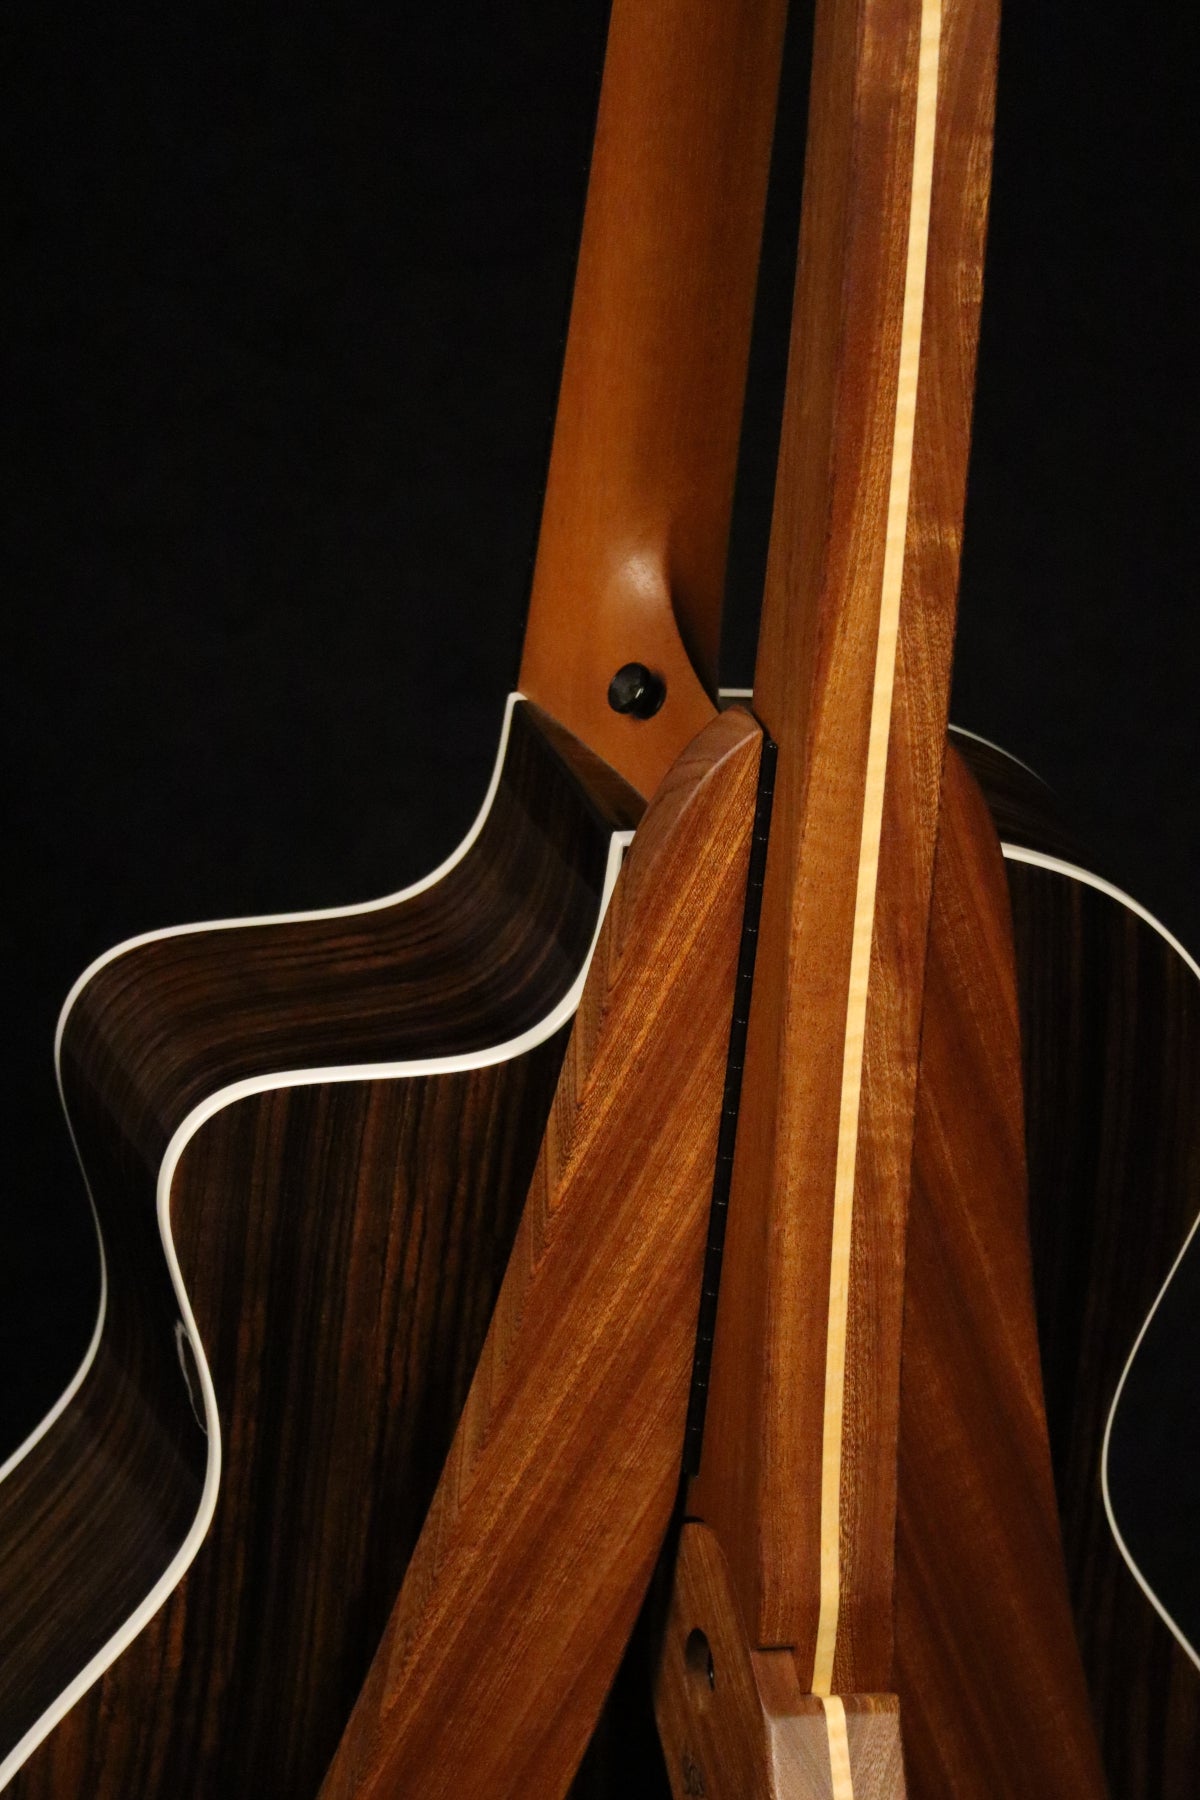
<box><xmin>607</xmin><ymin>662</ymin><xmax>666</xmax><ymax>719</ymax></box>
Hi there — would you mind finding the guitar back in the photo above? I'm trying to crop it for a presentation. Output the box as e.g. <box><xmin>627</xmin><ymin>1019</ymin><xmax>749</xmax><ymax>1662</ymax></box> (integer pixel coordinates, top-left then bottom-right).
<box><xmin>1</xmin><ymin>0</ymin><xmax>790</xmax><ymax>1780</ymax></box>
<box><xmin>962</xmin><ymin>732</ymin><xmax>1200</xmax><ymax>1800</ymax></box>
<box><xmin>0</xmin><ymin>701</ymin><xmax>638</xmax><ymax>1796</ymax></box>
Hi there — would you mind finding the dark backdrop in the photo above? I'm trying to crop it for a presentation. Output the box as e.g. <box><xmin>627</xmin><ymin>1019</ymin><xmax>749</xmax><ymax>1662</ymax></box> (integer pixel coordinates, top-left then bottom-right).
<box><xmin>2</xmin><ymin>0</ymin><xmax>1196</xmax><ymax>1515</ymax></box>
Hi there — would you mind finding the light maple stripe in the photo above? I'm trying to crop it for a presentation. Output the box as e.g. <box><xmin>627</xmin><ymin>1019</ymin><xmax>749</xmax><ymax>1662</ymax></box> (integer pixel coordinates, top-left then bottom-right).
<box><xmin>811</xmin><ymin>0</ymin><xmax>943</xmax><ymax>1708</ymax></box>
<box><xmin>822</xmin><ymin>1695</ymin><xmax>855</xmax><ymax>1800</ymax></box>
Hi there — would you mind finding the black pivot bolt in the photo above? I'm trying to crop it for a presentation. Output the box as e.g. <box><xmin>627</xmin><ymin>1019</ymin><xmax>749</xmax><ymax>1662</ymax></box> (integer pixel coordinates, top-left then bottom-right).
<box><xmin>607</xmin><ymin>662</ymin><xmax>666</xmax><ymax>720</ymax></box>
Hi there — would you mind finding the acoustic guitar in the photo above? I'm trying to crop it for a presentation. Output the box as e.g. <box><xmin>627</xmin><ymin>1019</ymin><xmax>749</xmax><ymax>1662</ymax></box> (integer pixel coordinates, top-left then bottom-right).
<box><xmin>947</xmin><ymin>733</ymin><xmax>1200</xmax><ymax>1800</ymax></box>
<box><xmin>2</xmin><ymin>1</ymin><xmax>1196</xmax><ymax>1798</ymax></box>
<box><xmin>0</xmin><ymin>0</ymin><xmax>786</xmax><ymax>1792</ymax></box>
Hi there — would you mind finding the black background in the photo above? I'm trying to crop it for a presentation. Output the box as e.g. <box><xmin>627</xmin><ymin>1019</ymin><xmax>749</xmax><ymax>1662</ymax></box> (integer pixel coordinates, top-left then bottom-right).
<box><xmin>2</xmin><ymin>0</ymin><xmax>1196</xmax><ymax>1506</ymax></box>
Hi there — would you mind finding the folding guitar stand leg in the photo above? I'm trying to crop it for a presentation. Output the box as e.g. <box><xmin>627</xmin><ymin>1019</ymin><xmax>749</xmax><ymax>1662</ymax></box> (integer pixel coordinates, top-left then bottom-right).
<box><xmin>653</xmin><ymin>3</ymin><xmax>1104</xmax><ymax>1795</ymax></box>
<box><xmin>319</xmin><ymin>0</ymin><xmax>1110</xmax><ymax>1795</ymax></box>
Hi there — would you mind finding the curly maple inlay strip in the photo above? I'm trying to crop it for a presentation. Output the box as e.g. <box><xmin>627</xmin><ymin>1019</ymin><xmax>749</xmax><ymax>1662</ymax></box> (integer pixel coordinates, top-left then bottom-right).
<box><xmin>822</xmin><ymin>1694</ymin><xmax>856</xmax><ymax>1799</ymax></box>
<box><xmin>811</xmin><ymin>0</ymin><xmax>942</xmax><ymax>1715</ymax></box>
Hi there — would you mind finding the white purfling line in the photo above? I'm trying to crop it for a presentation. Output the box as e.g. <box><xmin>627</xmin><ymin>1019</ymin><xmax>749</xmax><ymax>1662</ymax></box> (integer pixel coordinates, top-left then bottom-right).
<box><xmin>3</xmin><ymin>694</ymin><xmax>523</xmax><ymax>1492</ymax></box>
<box><xmin>55</xmin><ymin>692</ymin><xmax>526</xmax><ymax>1043</ymax></box>
<box><xmin>999</xmin><ymin>845</ymin><xmax>1200</xmax><ymax>1017</ymax></box>
<box><xmin>0</xmin><ymin>1107</ymin><xmax>108</xmax><ymax>1491</ymax></box>
<box><xmin>0</xmin><ymin>699</ymin><xmax>631</xmax><ymax>1790</ymax></box>
<box><xmin>947</xmin><ymin>722</ymin><xmax>1043</xmax><ymax>781</ymax></box>
<box><xmin>722</xmin><ymin>706</ymin><xmax>1200</xmax><ymax>1692</ymax></box>
<box><xmin>811</xmin><ymin>0</ymin><xmax>942</xmax><ymax>1716</ymax></box>
<box><xmin>1000</xmin><ymin>841</ymin><xmax>1200</xmax><ymax>1677</ymax></box>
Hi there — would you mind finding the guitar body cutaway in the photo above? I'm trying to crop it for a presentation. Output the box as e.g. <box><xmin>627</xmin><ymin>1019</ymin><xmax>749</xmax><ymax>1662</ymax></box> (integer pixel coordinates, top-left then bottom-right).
<box><xmin>0</xmin><ymin>697</ymin><xmax>640</xmax><ymax>1797</ymax></box>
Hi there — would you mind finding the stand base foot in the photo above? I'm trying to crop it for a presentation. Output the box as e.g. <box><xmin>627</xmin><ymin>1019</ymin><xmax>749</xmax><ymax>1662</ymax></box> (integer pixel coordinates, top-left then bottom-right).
<box><xmin>654</xmin><ymin>1523</ymin><xmax>905</xmax><ymax>1799</ymax></box>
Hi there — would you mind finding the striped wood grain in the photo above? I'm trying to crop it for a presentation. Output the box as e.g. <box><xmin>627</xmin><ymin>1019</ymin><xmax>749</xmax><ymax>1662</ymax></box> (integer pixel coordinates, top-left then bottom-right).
<box><xmin>956</xmin><ymin>733</ymin><xmax>1200</xmax><ymax>1800</ymax></box>
<box><xmin>0</xmin><ymin>701</ymin><xmax>638</xmax><ymax>1797</ymax></box>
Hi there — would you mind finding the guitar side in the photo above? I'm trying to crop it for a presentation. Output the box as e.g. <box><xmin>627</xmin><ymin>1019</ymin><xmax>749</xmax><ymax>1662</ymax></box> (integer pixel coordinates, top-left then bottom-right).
<box><xmin>959</xmin><ymin>732</ymin><xmax>1200</xmax><ymax>1800</ymax></box>
<box><xmin>0</xmin><ymin>698</ymin><xmax>639</xmax><ymax>1797</ymax></box>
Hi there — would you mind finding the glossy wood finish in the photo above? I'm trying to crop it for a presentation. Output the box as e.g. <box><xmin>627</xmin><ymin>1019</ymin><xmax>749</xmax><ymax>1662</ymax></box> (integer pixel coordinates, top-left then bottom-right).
<box><xmin>692</xmin><ymin>0</ymin><xmax>998</xmax><ymax>1698</ymax></box>
<box><xmin>519</xmin><ymin>0</ymin><xmax>788</xmax><ymax>795</ymax></box>
<box><xmin>655</xmin><ymin>1523</ymin><xmax>905</xmax><ymax>1800</ymax></box>
<box><xmin>320</xmin><ymin>709</ymin><xmax>763</xmax><ymax>1800</ymax></box>
<box><xmin>650</xmin><ymin>742</ymin><xmax>1109</xmax><ymax>1799</ymax></box>
<box><xmin>1017</xmin><ymin>864</ymin><xmax>1200</xmax><ymax>1800</ymax></box>
<box><xmin>947</xmin><ymin>728</ymin><xmax>1088</xmax><ymax>863</ymax></box>
<box><xmin>893</xmin><ymin>744</ymin><xmax>1107</xmax><ymax>1798</ymax></box>
<box><xmin>0</xmin><ymin>701</ymin><xmax>639</xmax><ymax>1796</ymax></box>
<box><xmin>954</xmin><ymin>735</ymin><xmax>1200</xmax><ymax>1800</ymax></box>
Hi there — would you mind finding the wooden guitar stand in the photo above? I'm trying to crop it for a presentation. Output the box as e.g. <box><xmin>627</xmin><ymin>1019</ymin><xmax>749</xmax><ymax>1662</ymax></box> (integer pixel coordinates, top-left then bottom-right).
<box><xmin>652</xmin><ymin>746</ymin><xmax>1105</xmax><ymax>1800</ymax></box>
<box><xmin>1</xmin><ymin>1</ymin><xmax>1192</xmax><ymax>1793</ymax></box>
<box><xmin>321</xmin><ymin>0</ymin><xmax>1111</xmax><ymax>1796</ymax></box>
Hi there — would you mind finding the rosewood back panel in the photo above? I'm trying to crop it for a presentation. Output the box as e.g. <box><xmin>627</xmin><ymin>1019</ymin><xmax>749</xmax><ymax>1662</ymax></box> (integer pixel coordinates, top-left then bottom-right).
<box><xmin>956</xmin><ymin>735</ymin><xmax>1200</xmax><ymax>1800</ymax></box>
<box><xmin>0</xmin><ymin>702</ymin><xmax>639</xmax><ymax>1797</ymax></box>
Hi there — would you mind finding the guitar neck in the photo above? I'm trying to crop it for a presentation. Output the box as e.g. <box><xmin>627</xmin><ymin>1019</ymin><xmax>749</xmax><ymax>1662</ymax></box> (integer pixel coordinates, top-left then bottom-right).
<box><xmin>517</xmin><ymin>0</ymin><xmax>788</xmax><ymax>796</ymax></box>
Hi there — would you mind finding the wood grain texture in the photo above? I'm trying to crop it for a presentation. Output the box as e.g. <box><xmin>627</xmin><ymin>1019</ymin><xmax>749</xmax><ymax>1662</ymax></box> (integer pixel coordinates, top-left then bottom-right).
<box><xmin>0</xmin><ymin>702</ymin><xmax>637</xmax><ymax>1796</ymax></box>
<box><xmin>320</xmin><ymin>710</ymin><xmax>764</xmax><ymax>1800</ymax></box>
<box><xmin>892</xmin><ymin>743</ymin><xmax>1107</xmax><ymax>1798</ymax></box>
<box><xmin>947</xmin><ymin>728</ymin><xmax>1089</xmax><ymax>864</ymax></box>
<box><xmin>691</xmin><ymin>0</ymin><xmax>998</xmax><ymax>1686</ymax></box>
<box><xmin>518</xmin><ymin>0</ymin><xmax>788</xmax><ymax>795</ymax></box>
<box><xmin>654</xmin><ymin>1523</ymin><xmax>905</xmax><ymax>1800</ymax></box>
<box><xmin>962</xmin><ymin>735</ymin><xmax>1200</xmax><ymax>1800</ymax></box>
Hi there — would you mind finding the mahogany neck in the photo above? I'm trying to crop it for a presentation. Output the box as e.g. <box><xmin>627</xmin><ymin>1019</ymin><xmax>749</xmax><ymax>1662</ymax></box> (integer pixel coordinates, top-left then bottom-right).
<box><xmin>518</xmin><ymin>0</ymin><xmax>788</xmax><ymax>797</ymax></box>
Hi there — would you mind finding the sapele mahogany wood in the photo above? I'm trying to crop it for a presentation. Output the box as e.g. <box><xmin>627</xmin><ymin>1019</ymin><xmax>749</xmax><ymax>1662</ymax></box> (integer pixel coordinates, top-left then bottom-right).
<box><xmin>655</xmin><ymin>1523</ymin><xmax>905</xmax><ymax>1800</ymax></box>
<box><xmin>691</xmin><ymin>0</ymin><xmax>998</xmax><ymax>1693</ymax></box>
<box><xmin>319</xmin><ymin>709</ymin><xmax>763</xmax><ymax>1800</ymax></box>
<box><xmin>652</xmin><ymin>743</ymin><xmax>1109</xmax><ymax>1800</ymax></box>
<box><xmin>518</xmin><ymin>0</ymin><xmax>788</xmax><ymax>796</ymax></box>
<box><xmin>955</xmin><ymin>735</ymin><xmax>1200</xmax><ymax>1800</ymax></box>
<box><xmin>891</xmin><ymin>743</ymin><xmax>1107</xmax><ymax>1798</ymax></box>
<box><xmin>0</xmin><ymin>702</ymin><xmax>638</xmax><ymax>1796</ymax></box>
